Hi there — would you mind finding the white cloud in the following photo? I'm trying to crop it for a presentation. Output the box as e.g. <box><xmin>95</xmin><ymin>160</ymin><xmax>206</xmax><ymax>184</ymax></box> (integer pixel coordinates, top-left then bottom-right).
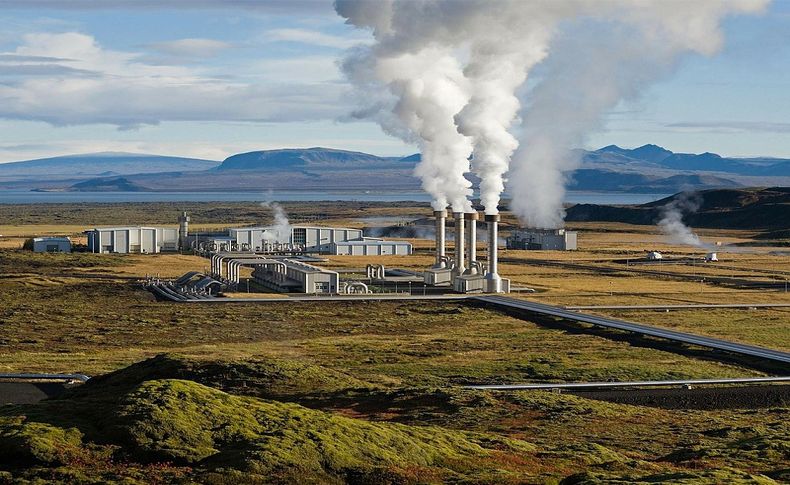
<box><xmin>147</xmin><ymin>38</ymin><xmax>234</xmax><ymax>58</ymax></box>
<box><xmin>265</xmin><ymin>28</ymin><xmax>368</xmax><ymax>49</ymax></box>
<box><xmin>0</xmin><ymin>32</ymin><xmax>348</xmax><ymax>129</ymax></box>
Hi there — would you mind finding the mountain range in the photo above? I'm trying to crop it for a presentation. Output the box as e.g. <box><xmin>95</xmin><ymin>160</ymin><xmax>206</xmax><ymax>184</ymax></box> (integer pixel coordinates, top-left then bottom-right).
<box><xmin>0</xmin><ymin>144</ymin><xmax>788</xmax><ymax>193</ymax></box>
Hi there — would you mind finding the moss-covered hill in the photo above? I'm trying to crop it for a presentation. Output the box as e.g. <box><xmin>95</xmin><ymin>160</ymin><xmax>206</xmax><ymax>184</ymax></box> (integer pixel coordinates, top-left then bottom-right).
<box><xmin>0</xmin><ymin>355</ymin><xmax>785</xmax><ymax>484</ymax></box>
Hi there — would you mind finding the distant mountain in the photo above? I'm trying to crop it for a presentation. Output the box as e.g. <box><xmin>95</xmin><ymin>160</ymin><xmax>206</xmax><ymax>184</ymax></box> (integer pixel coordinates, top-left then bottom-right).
<box><xmin>2</xmin><ymin>144</ymin><xmax>789</xmax><ymax>193</ymax></box>
<box><xmin>596</xmin><ymin>144</ymin><xmax>673</xmax><ymax>164</ymax></box>
<box><xmin>566</xmin><ymin>187</ymin><xmax>790</xmax><ymax>230</ymax></box>
<box><xmin>568</xmin><ymin>169</ymin><xmax>741</xmax><ymax>193</ymax></box>
<box><xmin>217</xmin><ymin>147</ymin><xmax>407</xmax><ymax>171</ymax></box>
<box><xmin>69</xmin><ymin>176</ymin><xmax>149</xmax><ymax>192</ymax></box>
<box><xmin>584</xmin><ymin>144</ymin><xmax>790</xmax><ymax>177</ymax></box>
<box><xmin>0</xmin><ymin>152</ymin><xmax>219</xmax><ymax>179</ymax></box>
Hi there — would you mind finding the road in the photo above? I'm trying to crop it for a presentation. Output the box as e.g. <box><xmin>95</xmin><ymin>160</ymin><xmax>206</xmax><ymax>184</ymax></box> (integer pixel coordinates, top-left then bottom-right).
<box><xmin>473</xmin><ymin>295</ymin><xmax>790</xmax><ymax>366</ymax></box>
<box><xmin>566</xmin><ymin>303</ymin><xmax>790</xmax><ymax>310</ymax></box>
<box><xmin>466</xmin><ymin>376</ymin><xmax>790</xmax><ymax>390</ymax></box>
<box><xmin>0</xmin><ymin>382</ymin><xmax>69</xmax><ymax>404</ymax></box>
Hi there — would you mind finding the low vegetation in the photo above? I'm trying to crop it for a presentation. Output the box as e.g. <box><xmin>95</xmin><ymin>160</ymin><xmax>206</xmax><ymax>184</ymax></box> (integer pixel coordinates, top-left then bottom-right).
<box><xmin>0</xmin><ymin>202</ymin><xmax>788</xmax><ymax>483</ymax></box>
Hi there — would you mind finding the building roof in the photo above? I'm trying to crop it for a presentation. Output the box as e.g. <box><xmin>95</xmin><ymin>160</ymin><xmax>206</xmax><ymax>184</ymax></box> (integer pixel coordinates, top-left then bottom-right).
<box><xmin>229</xmin><ymin>225</ymin><xmax>360</xmax><ymax>232</ymax></box>
<box><xmin>86</xmin><ymin>226</ymin><xmax>159</xmax><ymax>231</ymax></box>
<box><xmin>331</xmin><ymin>240</ymin><xmax>411</xmax><ymax>246</ymax></box>
<box><xmin>33</xmin><ymin>237</ymin><xmax>71</xmax><ymax>243</ymax></box>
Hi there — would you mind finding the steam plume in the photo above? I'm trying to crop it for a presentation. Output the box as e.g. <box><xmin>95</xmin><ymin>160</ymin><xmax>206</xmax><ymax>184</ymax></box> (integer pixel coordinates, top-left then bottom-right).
<box><xmin>508</xmin><ymin>1</ymin><xmax>768</xmax><ymax>228</ymax></box>
<box><xmin>261</xmin><ymin>200</ymin><xmax>291</xmax><ymax>243</ymax></box>
<box><xmin>658</xmin><ymin>191</ymin><xmax>705</xmax><ymax>247</ymax></box>
<box><xmin>335</xmin><ymin>0</ymin><xmax>768</xmax><ymax>223</ymax></box>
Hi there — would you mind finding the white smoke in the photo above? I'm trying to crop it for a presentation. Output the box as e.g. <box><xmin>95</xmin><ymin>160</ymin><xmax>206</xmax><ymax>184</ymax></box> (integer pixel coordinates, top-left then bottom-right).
<box><xmin>340</xmin><ymin>40</ymin><xmax>474</xmax><ymax>212</ymax></box>
<box><xmin>260</xmin><ymin>200</ymin><xmax>291</xmax><ymax>243</ymax></box>
<box><xmin>657</xmin><ymin>191</ymin><xmax>705</xmax><ymax>247</ymax></box>
<box><xmin>508</xmin><ymin>1</ymin><xmax>768</xmax><ymax>228</ymax></box>
<box><xmin>335</xmin><ymin>0</ymin><xmax>768</xmax><ymax>223</ymax></box>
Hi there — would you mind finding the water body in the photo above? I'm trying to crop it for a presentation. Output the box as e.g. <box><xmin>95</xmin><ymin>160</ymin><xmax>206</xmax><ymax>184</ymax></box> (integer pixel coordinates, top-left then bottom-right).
<box><xmin>0</xmin><ymin>190</ymin><xmax>670</xmax><ymax>206</ymax></box>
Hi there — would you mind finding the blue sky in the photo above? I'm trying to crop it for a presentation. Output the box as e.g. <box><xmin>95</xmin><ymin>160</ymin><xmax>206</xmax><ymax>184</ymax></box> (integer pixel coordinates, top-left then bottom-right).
<box><xmin>0</xmin><ymin>0</ymin><xmax>788</xmax><ymax>163</ymax></box>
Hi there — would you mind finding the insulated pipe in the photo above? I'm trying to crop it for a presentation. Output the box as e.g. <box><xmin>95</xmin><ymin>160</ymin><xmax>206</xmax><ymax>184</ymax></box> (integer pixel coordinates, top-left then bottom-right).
<box><xmin>464</xmin><ymin>212</ymin><xmax>478</xmax><ymax>275</ymax></box>
<box><xmin>433</xmin><ymin>210</ymin><xmax>447</xmax><ymax>268</ymax></box>
<box><xmin>453</xmin><ymin>212</ymin><xmax>465</xmax><ymax>275</ymax></box>
<box><xmin>484</xmin><ymin>214</ymin><xmax>501</xmax><ymax>292</ymax></box>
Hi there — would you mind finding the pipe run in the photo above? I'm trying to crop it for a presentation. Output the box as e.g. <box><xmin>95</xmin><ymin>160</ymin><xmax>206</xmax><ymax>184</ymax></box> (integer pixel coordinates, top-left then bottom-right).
<box><xmin>433</xmin><ymin>210</ymin><xmax>447</xmax><ymax>268</ymax></box>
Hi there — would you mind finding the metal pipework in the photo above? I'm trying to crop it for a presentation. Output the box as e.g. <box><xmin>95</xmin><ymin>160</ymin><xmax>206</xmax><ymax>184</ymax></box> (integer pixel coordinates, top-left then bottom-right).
<box><xmin>464</xmin><ymin>212</ymin><xmax>478</xmax><ymax>275</ymax></box>
<box><xmin>484</xmin><ymin>214</ymin><xmax>501</xmax><ymax>292</ymax></box>
<box><xmin>453</xmin><ymin>212</ymin><xmax>465</xmax><ymax>275</ymax></box>
<box><xmin>433</xmin><ymin>210</ymin><xmax>447</xmax><ymax>268</ymax></box>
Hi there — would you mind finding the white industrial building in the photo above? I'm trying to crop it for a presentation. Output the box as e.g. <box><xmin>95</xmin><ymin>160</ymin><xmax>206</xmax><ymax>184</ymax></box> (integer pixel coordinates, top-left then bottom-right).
<box><xmin>506</xmin><ymin>228</ymin><xmax>577</xmax><ymax>251</ymax></box>
<box><xmin>32</xmin><ymin>237</ymin><xmax>71</xmax><ymax>253</ymax></box>
<box><xmin>86</xmin><ymin>227</ymin><xmax>178</xmax><ymax>254</ymax></box>
<box><xmin>324</xmin><ymin>239</ymin><xmax>412</xmax><ymax>256</ymax></box>
<box><xmin>229</xmin><ymin>225</ymin><xmax>363</xmax><ymax>252</ymax></box>
<box><xmin>251</xmin><ymin>259</ymin><xmax>339</xmax><ymax>293</ymax></box>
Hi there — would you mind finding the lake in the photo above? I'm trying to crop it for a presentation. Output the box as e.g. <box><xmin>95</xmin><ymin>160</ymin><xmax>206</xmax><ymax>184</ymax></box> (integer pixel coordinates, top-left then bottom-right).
<box><xmin>0</xmin><ymin>190</ymin><xmax>670</xmax><ymax>205</ymax></box>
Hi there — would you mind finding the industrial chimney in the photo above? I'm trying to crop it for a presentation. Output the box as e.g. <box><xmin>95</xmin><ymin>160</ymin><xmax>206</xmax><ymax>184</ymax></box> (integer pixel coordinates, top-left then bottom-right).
<box><xmin>484</xmin><ymin>214</ymin><xmax>501</xmax><ymax>292</ymax></box>
<box><xmin>433</xmin><ymin>210</ymin><xmax>447</xmax><ymax>268</ymax></box>
<box><xmin>453</xmin><ymin>212</ymin><xmax>465</xmax><ymax>275</ymax></box>
<box><xmin>464</xmin><ymin>212</ymin><xmax>478</xmax><ymax>275</ymax></box>
<box><xmin>178</xmin><ymin>211</ymin><xmax>190</xmax><ymax>251</ymax></box>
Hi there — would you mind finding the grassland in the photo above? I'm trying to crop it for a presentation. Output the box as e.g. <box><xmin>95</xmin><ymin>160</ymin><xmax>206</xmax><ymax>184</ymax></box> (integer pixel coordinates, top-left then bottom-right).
<box><xmin>0</xmin><ymin>202</ymin><xmax>788</xmax><ymax>483</ymax></box>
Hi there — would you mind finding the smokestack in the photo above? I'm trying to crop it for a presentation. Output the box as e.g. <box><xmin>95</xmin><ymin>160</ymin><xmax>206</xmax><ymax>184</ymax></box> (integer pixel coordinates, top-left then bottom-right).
<box><xmin>433</xmin><ymin>210</ymin><xmax>447</xmax><ymax>268</ymax></box>
<box><xmin>464</xmin><ymin>212</ymin><xmax>478</xmax><ymax>275</ymax></box>
<box><xmin>178</xmin><ymin>211</ymin><xmax>190</xmax><ymax>251</ymax></box>
<box><xmin>485</xmin><ymin>214</ymin><xmax>501</xmax><ymax>292</ymax></box>
<box><xmin>453</xmin><ymin>212</ymin><xmax>465</xmax><ymax>275</ymax></box>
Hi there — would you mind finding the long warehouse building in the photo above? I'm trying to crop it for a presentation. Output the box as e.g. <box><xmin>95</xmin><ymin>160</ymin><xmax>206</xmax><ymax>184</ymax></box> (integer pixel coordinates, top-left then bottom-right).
<box><xmin>86</xmin><ymin>227</ymin><xmax>178</xmax><ymax>254</ymax></box>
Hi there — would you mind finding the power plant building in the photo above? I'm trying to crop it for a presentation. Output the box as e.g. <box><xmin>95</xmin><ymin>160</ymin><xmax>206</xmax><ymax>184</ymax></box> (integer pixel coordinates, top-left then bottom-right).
<box><xmin>32</xmin><ymin>237</ymin><xmax>71</xmax><ymax>253</ymax></box>
<box><xmin>326</xmin><ymin>239</ymin><xmax>412</xmax><ymax>256</ymax></box>
<box><xmin>251</xmin><ymin>259</ymin><xmax>339</xmax><ymax>293</ymax></box>
<box><xmin>86</xmin><ymin>227</ymin><xmax>178</xmax><ymax>254</ymax></box>
<box><xmin>506</xmin><ymin>228</ymin><xmax>577</xmax><ymax>251</ymax></box>
<box><xmin>228</xmin><ymin>226</ymin><xmax>363</xmax><ymax>252</ymax></box>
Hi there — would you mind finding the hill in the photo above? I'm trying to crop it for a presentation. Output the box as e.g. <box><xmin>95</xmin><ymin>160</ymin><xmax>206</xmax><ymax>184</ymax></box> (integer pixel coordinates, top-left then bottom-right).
<box><xmin>565</xmin><ymin>187</ymin><xmax>790</xmax><ymax>230</ymax></box>
<box><xmin>217</xmin><ymin>147</ymin><xmax>406</xmax><ymax>171</ymax></box>
<box><xmin>2</xmin><ymin>144</ymin><xmax>789</xmax><ymax>193</ymax></box>
<box><xmin>0</xmin><ymin>152</ymin><xmax>219</xmax><ymax>180</ymax></box>
<box><xmin>68</xmin><ymin>176</ymin><xmax>149</xmax><ymax>192</ymax></box>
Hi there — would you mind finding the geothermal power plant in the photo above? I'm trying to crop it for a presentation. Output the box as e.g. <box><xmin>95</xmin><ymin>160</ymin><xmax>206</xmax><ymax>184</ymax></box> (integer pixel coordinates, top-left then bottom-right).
<box><xmin>133</xmin><ymin>206</ymin><xmax>514</xmax><ymax>300</ymax></box>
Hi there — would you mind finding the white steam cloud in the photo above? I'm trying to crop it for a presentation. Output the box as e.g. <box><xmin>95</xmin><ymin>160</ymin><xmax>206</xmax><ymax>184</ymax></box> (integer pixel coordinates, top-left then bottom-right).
<box><xmin>261</xmin><ymin>200</ymin><xmax>291</xmax><ymax>243</ymax></box>
<box><xmin>658</xmin><ymin>191</ymin><xmax>705</xmax><ymax>247</ymax></box>
<box><xmin>336</xmin><ymin>0</ymin><xmax>767</xmax><ymax>223</ymax></box>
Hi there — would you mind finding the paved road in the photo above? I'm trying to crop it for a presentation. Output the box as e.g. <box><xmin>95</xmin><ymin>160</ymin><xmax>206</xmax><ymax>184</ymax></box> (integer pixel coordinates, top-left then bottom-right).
<box><xmin>566</xmin><ymin>303</ymin><xmax>790</xmax><ymax>310</ymax></box>
<box><xmin>0</xmin><ymin>382</ymin><xmax>68</xmax><ymax>404</ymax></box>
<box><xmin>466</xmin><ymin>376</ymin><xmax>790</xmax><ymax>390</ymax></box>
<box><xmin>474</xmin><ymin>295</ymin><xmax>790</xmax><ymax>366</ymax></box>
<box><xmin>186</xmin><ymin>293</ymin><xmax>470</xmax><ymax>303</ymax></box>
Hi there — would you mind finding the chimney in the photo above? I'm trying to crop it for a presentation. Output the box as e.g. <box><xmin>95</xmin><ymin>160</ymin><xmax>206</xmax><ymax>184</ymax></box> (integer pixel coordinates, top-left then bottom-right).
<box><xmin>484</xmin><ymin>214</ymin><xmax>501</xmax><ymax>292</ymax></box>
<box><xmin>453</xmin><ymin>212</ymin><xmax>465</xmax><ymax>275</ymax></box>
<box><xmin>433</xmin><ymin>210</ymin><xmax>447</xmax><ymax>268</ymax></box>
<box><xmin>464</xmin><ymin>212</ymin><xmax>478</xmax><ymax>275</ymax></box>
<box><xmin>178</xmin><ymin>211</ymin><xmax>190</xmax><ymax>251</ymax></box>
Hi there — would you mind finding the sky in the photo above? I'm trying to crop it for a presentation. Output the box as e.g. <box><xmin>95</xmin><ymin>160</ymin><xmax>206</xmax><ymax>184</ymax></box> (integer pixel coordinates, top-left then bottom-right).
<box><xmin>0</xmin><ymin>0</ymin><xmax>789</xmax><ymax>163</ymax></box>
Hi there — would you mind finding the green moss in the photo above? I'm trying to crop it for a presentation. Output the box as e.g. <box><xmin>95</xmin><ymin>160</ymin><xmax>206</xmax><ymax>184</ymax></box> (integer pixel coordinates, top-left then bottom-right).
<box><xmin>0</xmin><ymin>416</ymin><xmax>83</xmax><ymax>464</ymax></box>
<box><xmin>562</xmin><ymin>467</ymin><xmax>779</xmax><ymax>484</ymax></box>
